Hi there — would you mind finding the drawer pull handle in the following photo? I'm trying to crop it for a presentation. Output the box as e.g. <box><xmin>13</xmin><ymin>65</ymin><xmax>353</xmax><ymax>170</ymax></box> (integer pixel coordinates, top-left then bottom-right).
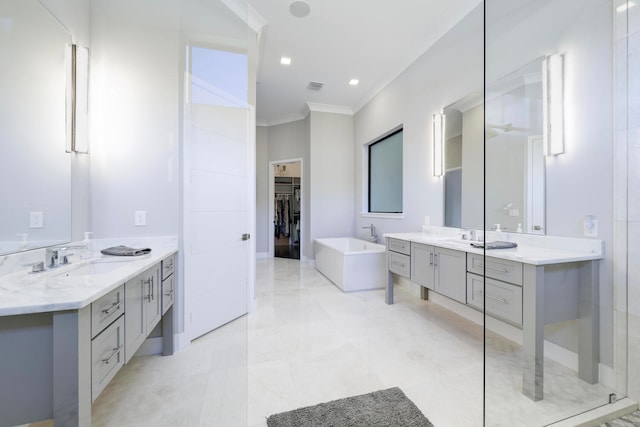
<box><xmin>430</xmin><ymin>253</ymin><xmax>433</xmax><ymax>266</ymax></box>
<box><xmin>478</xmin><ymin>290</ymin><xmax>508</xmax><ymax>304</ymax></box>
<box><xmin>392</xmin><ymin>262</ymin><xmax>405</xmax><ymax>268</ymax></box>
<box><xmin>164</xmin><ymin>289</ymin><xmax>174</xmax><ymax>297</ymax></box>
<box><xmin>102</xmin><ymin>344</ymin><xmax>124</xmax><ymax>365</ymax></box>
<box><xmin>101</xmin><ymin>302</ymin><xmax>121</xmax><ymax>315</ymax></box>
<box><xmin>476</xmin><ymin>264</ymin><xmax>508</xmax><ymax>274</ymax></box>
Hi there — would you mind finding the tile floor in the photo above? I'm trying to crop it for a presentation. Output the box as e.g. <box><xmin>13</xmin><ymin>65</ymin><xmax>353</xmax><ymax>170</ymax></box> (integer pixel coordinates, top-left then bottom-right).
<box><xmin>23</xmin><ymin>257</ymin><xmax>629</xmax><ymax>426</ymax></box>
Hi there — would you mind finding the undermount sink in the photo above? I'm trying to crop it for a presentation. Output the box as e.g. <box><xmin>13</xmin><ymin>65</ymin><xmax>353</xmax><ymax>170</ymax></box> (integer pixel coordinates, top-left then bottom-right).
<box><xmin>53</xmin><ymin>259</ymin><xmax>133</xmax><ymax>279</ymax></box>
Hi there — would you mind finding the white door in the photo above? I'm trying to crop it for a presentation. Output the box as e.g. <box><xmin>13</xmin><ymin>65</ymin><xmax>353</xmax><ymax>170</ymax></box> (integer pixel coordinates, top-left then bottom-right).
<box><xmin>184</xmin><ymin>46</ymin><xmax>252</xmax><ymax>341</ymax></box>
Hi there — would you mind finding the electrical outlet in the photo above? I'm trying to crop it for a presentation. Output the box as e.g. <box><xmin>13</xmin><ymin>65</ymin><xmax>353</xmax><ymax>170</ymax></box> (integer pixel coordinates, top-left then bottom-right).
<box><xmin>30</xmin><ymin>211</ymin><xmax>44</xmax><ymax>228</ymax></box>
<box><xmin>508</xmin><ymin>208</ymin><xmax>520</xmax><ymax>217</ymax></box>
<box><xmin>583</xmin><ymin>215</ymin><xmax>598</xmax><ymax>237</ymax></box>
<box><xmin>135</xmin><ymin>211</ymin><xmax>146</xmax><ymax>226</ymax></box>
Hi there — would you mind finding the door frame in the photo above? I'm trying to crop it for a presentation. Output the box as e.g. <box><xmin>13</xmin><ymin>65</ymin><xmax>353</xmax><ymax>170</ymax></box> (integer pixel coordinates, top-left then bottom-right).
<box><xmin>268</xmin><ymin>158</ymin><xmax>303</xmax><ymax>259</ymax></box>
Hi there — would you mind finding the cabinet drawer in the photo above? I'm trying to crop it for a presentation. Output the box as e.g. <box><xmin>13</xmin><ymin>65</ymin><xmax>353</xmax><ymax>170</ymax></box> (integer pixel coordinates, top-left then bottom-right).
<box><xmin>388</xmin><ymin>238</ymin><xmax>411</xmax><ymax>255</ymax></box>
<box><xmin>162</xmin><ymin>254</ymin><xmax>175</xmax><ymax>281</ymax></box>
<box><xmin>467</xmin><ymin>254</ymin><xmax>522</xmax><ymax>286</ymax></box>
<box><xmin>388</xmin><ymin>251</ymin><xmax>410</xmax><ymax>278</ymax></box>
<box><xmin>91</xmin><ymin>284</ymin><xmax>125</xmax><ymax>339</ymax></box>
<box><xmin>92</xmin><ymin>315</ymin><xmax>125</xmax><ymax>401</ymax></box>
<box><xmin>162</xmin><ymin>274</ymin><xmax>175</xmax><ymax>315</ymax></box>
<box><xmin>466</xmin><ymin>273</ymin><xmax>522</xmax><ymax>326</ymax></box>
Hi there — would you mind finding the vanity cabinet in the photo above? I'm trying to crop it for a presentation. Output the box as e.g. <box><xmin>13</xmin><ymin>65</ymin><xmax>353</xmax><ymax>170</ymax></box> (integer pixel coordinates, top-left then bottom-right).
<box><xmin>410</xmin><ymin>243</ymin><xmax>435</xmax><ymax>290</ymax></box>
<box><xmin>161</xmin><ymin>254</ymin><xmax>176</xmax><ymax>315</ymax></box>
<box><xmin>410</xmin><ymin>243</ymin><xmax>466</xmax><ymax>303</ymax></box>
<box><xmin>90</xmin><ymin>284</ymin><xmax>125</xmax><ymax>401</ymax></box>
<box><xmin>387</xmin><ymin>238</ymin><xmax>411</xmax><ymax>278</ymax></box>
<box><xmin>466</xmin><ymin>253</ymin><xmax>523</xmax><ymax>326</ymax></box>
<box><xmin>433</xmin><ymin>247</ymin><xmax>466</xmax><ymax>303</ymax></box>
<box><xmin>124</xmin><ymin>264</ymin><xmax>161</xmax><ymax>363</ymax></box>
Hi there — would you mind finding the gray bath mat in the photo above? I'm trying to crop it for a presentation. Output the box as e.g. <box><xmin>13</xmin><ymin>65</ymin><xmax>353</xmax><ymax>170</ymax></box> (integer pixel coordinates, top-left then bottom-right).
<box><xmin>266</xmin><ymin>387</ymin><xmax>434</xmax><ymax>427</ymax></box>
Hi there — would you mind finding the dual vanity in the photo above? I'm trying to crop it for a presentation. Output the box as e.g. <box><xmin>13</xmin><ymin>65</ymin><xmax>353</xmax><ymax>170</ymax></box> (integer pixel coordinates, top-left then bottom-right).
<box><xmin>0</xmin><ymin>246</ymin><xmax>177</xmax><ymax>427</ymax></box>
<box><xmin>385</xmin><ymin>230</ymin><xmax>603</xmax><ymax>401</ymax></box>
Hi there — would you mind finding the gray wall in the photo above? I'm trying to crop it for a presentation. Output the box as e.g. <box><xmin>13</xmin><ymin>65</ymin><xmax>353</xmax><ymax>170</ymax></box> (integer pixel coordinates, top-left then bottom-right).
<box><xmin>255</xmin><ymin>126</ymin><xmax>269</xmax><ymax>254</ymax></box>
<box><xmin>309</xmin><ymin>111</ymin><xmax>355</xmax><ymax>244</ymax></box>
<box><xmin>257</xmin><ymin>111</ymin><xmax>354</xmax><ymax>259</ymax></box>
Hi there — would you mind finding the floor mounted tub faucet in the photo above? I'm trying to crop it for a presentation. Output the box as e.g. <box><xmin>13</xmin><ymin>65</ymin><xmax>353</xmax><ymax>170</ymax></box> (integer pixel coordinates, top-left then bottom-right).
<box><xmin>362</xmin><ymin>224</ymin><xmax>378</xmax><ymax>243</ymax></box>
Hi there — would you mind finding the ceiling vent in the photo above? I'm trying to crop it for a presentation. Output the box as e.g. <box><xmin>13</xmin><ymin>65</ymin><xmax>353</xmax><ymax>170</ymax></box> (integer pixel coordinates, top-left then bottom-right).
<box><xmin>307</xmin><ymin>81</ymin><xmax>324</xmax><ymax>91</ymax></box>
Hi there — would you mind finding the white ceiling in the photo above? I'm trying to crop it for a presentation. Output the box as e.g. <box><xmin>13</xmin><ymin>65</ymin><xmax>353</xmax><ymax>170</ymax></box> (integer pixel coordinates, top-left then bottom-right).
<box><xmin>247</xmin><ymin>0</ymin><xmax>482</xmax><ymax>126</ymax></box>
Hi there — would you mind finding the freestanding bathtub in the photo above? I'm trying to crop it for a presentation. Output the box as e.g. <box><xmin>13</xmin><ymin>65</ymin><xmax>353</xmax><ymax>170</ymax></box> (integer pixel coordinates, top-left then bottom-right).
<box><xmin>314</xmin><ymin>237</ymin><xmax>387</xmax><ymax>292</ymax></box>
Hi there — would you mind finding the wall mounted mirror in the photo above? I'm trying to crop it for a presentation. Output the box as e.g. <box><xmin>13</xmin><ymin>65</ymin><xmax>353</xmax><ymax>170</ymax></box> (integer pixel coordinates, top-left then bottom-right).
<box><xmin>0</xmin><ymin>0</ymin><xmax>72</xmax><ymax>255</ymax></box>
<box><xmin>444</xmin><ymin>57</ymin><xmax>545</xmax><ymax>234</ymax></box>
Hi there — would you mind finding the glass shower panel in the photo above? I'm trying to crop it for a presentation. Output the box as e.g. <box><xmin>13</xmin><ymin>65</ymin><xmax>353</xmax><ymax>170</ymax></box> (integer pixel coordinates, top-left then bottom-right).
<box><xmin>484</xmin><ymin>0</ymin><xmax>626</xmax><ymax>425</ymax></box>
<box><xmin>181</xmin><ymin>1</ymin><xmax>251</xmax><ymax>425</ymax></box>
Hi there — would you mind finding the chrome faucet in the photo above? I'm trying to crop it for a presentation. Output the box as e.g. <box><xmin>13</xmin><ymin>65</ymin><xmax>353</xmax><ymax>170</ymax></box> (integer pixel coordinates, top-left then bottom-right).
<box><xmin>362</xmin><ymin>224</ymin><xmax>378</xmax><ymax>243</ymax></box>
<box><xmin>45</xmin><ymin>244</ymin><xmax>87</xmax><ymax>268</ymax></box>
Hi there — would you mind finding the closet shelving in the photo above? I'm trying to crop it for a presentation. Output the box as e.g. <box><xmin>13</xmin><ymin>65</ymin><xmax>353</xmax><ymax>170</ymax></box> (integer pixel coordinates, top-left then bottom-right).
<box><xmin>274</xmin><ymin>176</ymin><xmax>300</xmax><ymax>246</ymax></box>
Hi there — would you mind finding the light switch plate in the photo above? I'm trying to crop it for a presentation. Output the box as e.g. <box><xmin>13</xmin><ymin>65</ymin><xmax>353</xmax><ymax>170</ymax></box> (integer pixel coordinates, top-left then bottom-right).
<box><xmin>583</xmin><ymin>216</ymin><xmax>598</xmax><ymax>237</ymax></box>
<box><xmin>30</xmin><ymin>211</ymin><xmax>44</xmax><ymax>228</ymax></box>
<box><xmin>135</xmin><ymin>211</ymin><xmax>146</xmax><ymax>226</ymax></box>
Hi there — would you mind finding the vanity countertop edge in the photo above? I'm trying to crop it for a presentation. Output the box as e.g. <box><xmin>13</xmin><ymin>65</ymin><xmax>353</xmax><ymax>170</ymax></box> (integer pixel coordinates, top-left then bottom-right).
<box><xmin>0</xmin><ymin>247</ymin><xmax>178</xmax><ymax>317</ymax></box>
<box><xmin>383</xmin><ymin>232</ymin><xmax>603</xmax><ymax>266</ymax></box>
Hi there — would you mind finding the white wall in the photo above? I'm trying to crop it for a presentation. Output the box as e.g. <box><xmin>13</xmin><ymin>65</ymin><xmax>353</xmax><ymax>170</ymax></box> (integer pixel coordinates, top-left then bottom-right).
<box><xmin>90</xmin><ymin>0</ymin><xmax>180</xmax><ymax>239</ymax></box>
<box><xmin>354</xmin><ymin>5</ymin><xmax>484</xmax><ymax>238</ymax></box>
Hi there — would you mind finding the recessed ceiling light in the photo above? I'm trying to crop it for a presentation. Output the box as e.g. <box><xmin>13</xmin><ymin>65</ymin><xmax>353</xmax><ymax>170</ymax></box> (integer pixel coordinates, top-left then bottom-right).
<box><xmin>289</xmin><ymin>1</ymin><xmax>311</xmax><ymax>18</ymax></box>
<box><xmin>280</xmin><ymin>57</ymin><xmax>292</xmax><ymax>66</ymax></box>
<box><xmin>617</xmin><ymin>1</ymin><xmax>635</xmax><ymax>12</ymax></box>
<box><xmin>349</xmin><ymin>79</ymin><xmax>360</xmax><ymax>86</ymax></box>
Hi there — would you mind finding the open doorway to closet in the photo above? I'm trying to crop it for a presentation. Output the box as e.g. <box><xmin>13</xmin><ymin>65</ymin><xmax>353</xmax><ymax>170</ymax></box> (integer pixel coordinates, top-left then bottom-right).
<box><xmin>273</xmin><ymin>161</ymin><xmax>301</xmax><ymax>259</ymax></box>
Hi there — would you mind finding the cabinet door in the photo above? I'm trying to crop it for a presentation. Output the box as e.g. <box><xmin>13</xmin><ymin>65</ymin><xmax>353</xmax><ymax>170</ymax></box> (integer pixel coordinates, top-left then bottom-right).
<box><xmin>125</xmin><ymin>272</ymin><xmax>146</xmax><ymax>363</ymax></box>
<box><xmin>410</xmin><ymin>243</ymin><xmax>435</xmax><ymax>290</ymax></box>
<box><xmin>434</xmin><ymin>247</ymin><xmax>466</xmax><ymax>303</ymax></box>
<box><xmin>162</xmin><ymin>275</ymin><xmax>175</xmax><ymax>315</ymax></box>
<box><xmin>145</xmin><ymin>266</ymin><xmax>162</xmax><ymax>333</ymax></box>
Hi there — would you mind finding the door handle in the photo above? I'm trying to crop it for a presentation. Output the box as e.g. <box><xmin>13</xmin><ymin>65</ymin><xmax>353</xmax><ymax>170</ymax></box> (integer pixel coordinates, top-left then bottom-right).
<box><xmin>242</xmin><ymin>233</ymin><xmax>251</xmax><ymax>241</ymax></box>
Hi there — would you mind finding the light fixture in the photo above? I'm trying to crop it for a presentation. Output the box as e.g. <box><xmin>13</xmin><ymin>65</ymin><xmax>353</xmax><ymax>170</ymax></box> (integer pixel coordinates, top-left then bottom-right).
<box><xmin>617</xmin><ymin>1</ymin><xmax>635</xmax><ymax>12</ymax></box>
<box><xmin>349</xmin><ymin>79</ymin><xmax>359</xmax><ymax>86</ymax></box>
<box><xmin>280</xmin><ymin>57</ymin><xmax>291</xmax><ymax>66</ymax></box>
<box><xmin>65</xmin><ymin>44</ymin><xmax>90</xmax><ymax>153</ymax></box>
<box><xmin>433</xmin><ymin>113</ymin><xmax>445</xmax><ymax>177</ymax></box>
<box><xmin>542</xmin><ymin>54</ymin><xmax>564</xmax><ymax>156</ymax></box>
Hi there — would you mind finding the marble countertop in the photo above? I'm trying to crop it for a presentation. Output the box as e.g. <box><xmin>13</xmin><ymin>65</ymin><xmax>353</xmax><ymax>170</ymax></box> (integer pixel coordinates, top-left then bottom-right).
<box><xmin>0</xmin><ymin>247</ymin><xmax>177</xmax><ymax>317</ymax></box>
<box><xmin>384</xmin><ymin>232</ymin><xmax>603</xmax><ymax>265</ymax></box>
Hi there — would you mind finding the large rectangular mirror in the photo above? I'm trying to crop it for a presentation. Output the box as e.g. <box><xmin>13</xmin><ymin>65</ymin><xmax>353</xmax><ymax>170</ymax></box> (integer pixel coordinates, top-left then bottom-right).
<box><xmin>0</xmin><ymin>0</ymin><xmax>72</xmax><ymax>255</ymax></box>
<box><xmin>444</xmin><ymin>57</ymin><xmax>545</xmax><ymax>234</ymax></box>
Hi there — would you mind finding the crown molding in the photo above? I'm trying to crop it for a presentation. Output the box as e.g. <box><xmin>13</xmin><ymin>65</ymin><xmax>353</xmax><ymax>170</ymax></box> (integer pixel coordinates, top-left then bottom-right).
<box><xmin>305</xmin><ymin>102</ymin><xmax>353</xmax><ymax>115</ymax></box>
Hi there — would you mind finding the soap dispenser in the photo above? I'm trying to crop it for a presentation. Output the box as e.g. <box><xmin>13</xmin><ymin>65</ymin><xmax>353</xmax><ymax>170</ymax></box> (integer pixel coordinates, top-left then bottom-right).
<box><xmin>81</xmin><ymin>232</ymin><xmax>93</xmax><ymax>259</ymax></box>
<box><xmin>516</xmin><ymin>223</ymin><xmax>523</xmax><ymax>233</ymax></box>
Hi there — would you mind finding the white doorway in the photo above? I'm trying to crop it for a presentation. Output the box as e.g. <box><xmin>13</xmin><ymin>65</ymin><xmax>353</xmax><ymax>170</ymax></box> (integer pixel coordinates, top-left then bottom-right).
<box><xmin>183</xmin><ymin>45</ymin><xmax>254</xmax><ymax>342</ymax></box>
<box><xmin>268</xmin><ymin>159</ymin><xmax>303</xmax><ymax>259</ymax></box>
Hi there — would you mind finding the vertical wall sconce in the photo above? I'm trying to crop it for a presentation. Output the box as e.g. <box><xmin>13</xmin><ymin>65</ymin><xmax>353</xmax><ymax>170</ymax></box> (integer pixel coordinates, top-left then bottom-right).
<box><xmin>65</xmin><ymin>44</ymin><xmax>90</xmax><ymax>153</ymax></box>
<box><xmin>433</xmin><ymin>113</ymin><xmax>445</xmax><ymax>176</ymax></box>
<box><xmin>542</xmin><ymin>54</ymin><xmax>564</xmax><ymax>156</ymax></box>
